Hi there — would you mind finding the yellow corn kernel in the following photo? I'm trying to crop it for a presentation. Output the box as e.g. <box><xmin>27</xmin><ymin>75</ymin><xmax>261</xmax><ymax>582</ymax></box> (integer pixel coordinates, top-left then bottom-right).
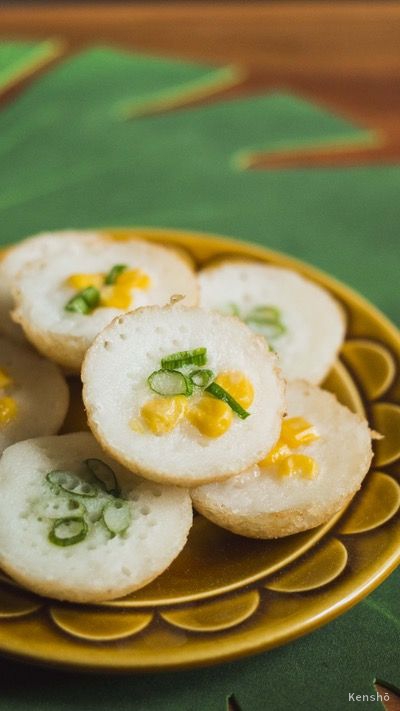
<box><xmin>280</xmin><ymin>417</ymin><xmax>319</xmax><ymax>449</ymax></box>
<box><xmin>258</xmin><ymin>441</ymin><xmax>292</xmax><ymax>467</ymax></box>
<box><xmin>66</xmin><ymin>273</ymin><xmax>104</xmax><ymax>290</ymax></box>
<box><xmin>215</xmin><ymin>371</ymin><xmax>254</xmax><ymax>409</ymax></box>
<box><xmin>0</xmin><ymin>396</ymin><xmax>18</xmax><ymax>426</ymax></box>
<box><xmin>116</xmin><ymin>269</ymin><xmax>151</xmax><ymax>290</ymax></box>
<box><xmin>100</xmin><ymin>285</ymin><xmax>132</xmax><ymax>310</ymax></box>
<box><xmin>187</xmin><ymin>396</ymin><xmax>233</xmax><ymax>438</ymax></box>
<box><xmin>0</xmin><ymin>368</ymin><xmax>13</xmax><ymax>389</ymax></box>
<box><xmin>278</xmin><ymin>454</ymin><xmax>319</xmax><ymax>479</ymax></box>
<box><xmin>141</xmin><ymin>396</ymin><xmax>187</xmax><ymax>435</ymax></box>
<box><xmin>129</xmin><ymin>417</ymin><xmax>146</xmax><ymax>434</ymax></box>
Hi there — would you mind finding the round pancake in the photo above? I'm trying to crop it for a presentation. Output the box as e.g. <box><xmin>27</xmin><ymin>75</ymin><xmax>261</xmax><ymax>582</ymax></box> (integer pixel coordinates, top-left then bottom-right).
<box><xmin>199</xmin><ymin>260</ymin><xmax>346</xmax><ymax>383</ymax></box>
<box><xmin>0</xmin><ymin>432</ymin><xmax>193</xmax><ymax>602</ymax></box>
<box><xmin>0</xmin><ymin>337</ymin><xmax>69</xmax><ymax>455</ymax></box>
<box><xmin>82</xmin><ymin>305</ymin><xmax>285</xmax><ymax>486</ymax></box>
<box><xmin>12</xmin><ymin>236</ymin><xmax>199</xmax><ymax>371</ymax></box>
<box><xmin>191</xmin><ymin>380</ymin><xmax>372</xmax><ymax>538</ymax></box>
<box><xmin>0</xmin><ymin>230</ymin><xmax>102</xmax><ymax>343</ymax></box>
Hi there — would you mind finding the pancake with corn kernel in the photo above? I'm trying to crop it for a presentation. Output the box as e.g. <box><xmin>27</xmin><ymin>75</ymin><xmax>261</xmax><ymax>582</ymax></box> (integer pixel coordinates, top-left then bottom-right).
<box><xmin>0</xmin><ymin>230</ymin><xmax>103</xmax><ymax>343</ymax></box>
<box><xmin>199</xmin><ymin>260</ymin><xmax>345</xmax><ymax>383</ymax></box>
<box><xmin>12</xmin><ymin>236</ymin><xmax>198</xmax><ymax>372</ymax></box>
<box><xmin>0</xmin><ymin>337</ymin><xmax>69</xmax><ymax>454</ymax></box>
<box><xmin>82</xmin><ymin>305</ymin><xmax>285</xmax><ymax>486</ymax></box>
<box><xmin>191</xmin><ymin>381</ymin><xmax>372</xmax><ymax>538</ymax></box>
<box><xmin>0</xmin><ymin>432</ymin><xmax>192</xmax><ymax>602</ymax></box>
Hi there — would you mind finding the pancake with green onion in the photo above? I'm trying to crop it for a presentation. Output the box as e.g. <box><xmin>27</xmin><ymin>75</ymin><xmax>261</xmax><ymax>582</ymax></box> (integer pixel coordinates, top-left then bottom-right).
<box><xmin>11</xmin><ymin>235</ymin><xmax>198</xmax><ymax>371</ymax></box>
<box><xmin>0</xmin><ymin>230</ymin><xmax>102</xmax><ymax>343</ymax></box>
<box><xmin>82</xmin><ymin>305</ymin><xmax>285</xmax><ymax>486</ymax></box>
<box><xmin>0</xmin><ymin>432</ymin><xmax>192</xmax><ymax>602</ymax></box>
<box><xmin>0</xmin><ymin>337</ymin><xmax>69</xmax><ymax>455</ymax></box>
<box><xmin>199</xmin><ymin>260</ymin><xmax>345</xmax><ymax>383</ymax></box>
<box><xmin>191</xmin><ymin>381</ymin><xmax>373</xmax><ymax>538</ymax></box>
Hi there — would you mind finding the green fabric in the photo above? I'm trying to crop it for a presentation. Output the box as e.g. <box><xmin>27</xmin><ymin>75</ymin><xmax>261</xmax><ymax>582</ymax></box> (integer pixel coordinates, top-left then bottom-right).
<box><xmin>0</xmin><ymin>46</ymin><xmax>398</xmax><ymax>323</ymax></box>
<box><xmin>0</xmin><ymin>43</ymin><xmax>398</xmax><ymax>710</ymax></box>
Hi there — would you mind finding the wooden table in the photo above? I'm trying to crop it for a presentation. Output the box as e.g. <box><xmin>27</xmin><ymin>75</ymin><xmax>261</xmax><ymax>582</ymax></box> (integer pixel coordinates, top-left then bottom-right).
<box><xmin>1</xmin><ymin>2</ymin><xmax>400</xmax><ymax>169</ymax></box>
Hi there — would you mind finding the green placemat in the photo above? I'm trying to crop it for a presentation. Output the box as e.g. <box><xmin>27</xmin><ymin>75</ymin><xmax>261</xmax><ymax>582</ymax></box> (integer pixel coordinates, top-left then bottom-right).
<box><xmin>0</xmin><ymin>42</ymin><xmax>398</xmax><ymax>710</ymax></box>
<box><xmin>0</xmin><ymin>45</ymin><xmax>398</xmax><ymax>322</ymax></box>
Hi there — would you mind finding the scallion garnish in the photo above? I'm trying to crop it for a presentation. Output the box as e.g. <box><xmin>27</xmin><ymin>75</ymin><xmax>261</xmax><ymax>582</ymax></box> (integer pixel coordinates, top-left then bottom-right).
<box><xmin>46</xmin><ymin>470</ymin><xmax>98</xmax><ymax>497</ymax></box>
<box><xmin>161</xmin><ymin>348</ymin><xmax>207</xmax><ymax>370</ymax></box>
<box><xmin>85</xmin><ymin>458</ymin><xmax>120</xmax><ymax>497</ymax></box>
<box><xmin>244</xmin><ymin>305</ymin><xmax>286</xmax><ymax>339</ymax></box>
<box><xmin>205</xmin><ymin>382</ymin><xmax>250</xmax><ymax>420</ymax></box>
<box><xmin>65</xmin><ymin>286</ymin><xmax>100</xmax><ymax>315</ymax></box>
<box><xmin>189</xmin><ymin>369</ymin><xmax>215</xmax><ymax>388</ymax></box>
<box><xmin>148</xmin><ymin>369</ymin><xmax>193</xmax><ymax>396</ymax></box>
<box><xmin>48</xmin><ymin>517</ymin><xmax>88</xmax><ymax>546</ymax></box>
<box><xmin>104</xmin><ymin>264</ymin><xmax>128</xmax><ymax>285</ymax></box>
<box><xmin>44</xmin><ymin>460</ymin><xmax>131</xmax><ymax>547</ymax></box>
<box><xmin>102</xmin><ymin>500</ymin><xmax>131</xmax><ymax>535</ymax></box>
<box><xmin>246</xmin><ymin>305</ymin><xmax>280</xmax><ymax>322</ymax></box>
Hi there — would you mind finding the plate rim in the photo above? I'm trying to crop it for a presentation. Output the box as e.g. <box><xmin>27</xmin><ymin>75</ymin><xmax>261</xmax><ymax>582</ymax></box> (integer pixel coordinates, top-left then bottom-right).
<box><xmin>0</xmin><ymin>225</ymin><xmax>399</xmax><ymax>672</ymax></box>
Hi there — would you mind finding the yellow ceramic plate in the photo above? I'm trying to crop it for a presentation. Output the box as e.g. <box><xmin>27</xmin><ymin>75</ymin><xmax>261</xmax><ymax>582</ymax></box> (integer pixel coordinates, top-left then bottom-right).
<box><xmin>0</xmin><ymin>227</ymin><xmax>399</xmax><ymax>672</ymax></box>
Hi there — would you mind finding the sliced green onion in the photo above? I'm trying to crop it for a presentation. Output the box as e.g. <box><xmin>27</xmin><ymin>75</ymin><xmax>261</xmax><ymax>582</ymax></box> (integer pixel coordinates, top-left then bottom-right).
<box><xmin>65</xmin><ymin>286</ymin><xmax>100</xmax><ymax>314</ymax></box>
<box><xmin>46</xmin><ymin>470</ymin><xmax>98</xmax><ymax>497</ymax></box>
<box><xmin>104</xmin><ymin>264</ymin><xmax>128</xmax><ymax>285</ymax></box>
<box><xmin>148</xmin><ymin>369</ymin><xmax>193</xmax><ymax>396</ymax></box>
<box><xmin>244</xmin><ymin>304</ymin><xmax>286</xmax><ymax>340</ymax></box>
<box><xmin>205</xmin><ymin>382</ymin><xmax>250</xmax><ymax>420</ymax></box>
<box><xmin>80</xmin><ymin>497</ymin><xmax>106</xmax><ymax>523</ymax></box>
<box><xmin>102</xmin><ymin>500</ymin><xmax>131</xmax><ymax>535</ymax></box>
<box><xmin>48</xmin><ymin>517</ymin><xmax>88</xmax><ymax>546</ymax></box>
<box><xmin>85</xmin><ymin>458</ymin><xmax>120</xmax><ymax>496</ymax></box>
<box><xmin>189</xmin><ymin>369</ymin><xmax>215</xmax><ymax>388</ymax></box>
<box><xmin>245</xmin><ymin>305</ymin><xmax>281</xmax><ymax>323</ymax></box>
<box><xmin>161</xmin><ymin>348</ymin><xmax>207</xmax><ymax>370</ymax></box>
<box><xmin>247</xmin><ymin>320</ymin><xmax>286</xmax><ymax>340</ymax></box>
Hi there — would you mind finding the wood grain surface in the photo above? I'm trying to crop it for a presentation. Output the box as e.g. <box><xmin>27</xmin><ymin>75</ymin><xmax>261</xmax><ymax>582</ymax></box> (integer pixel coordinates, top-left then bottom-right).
<box><xmin>0</xmin><ymin>3</ymin><xmax>399</xmax><ymax>168</ymax></box>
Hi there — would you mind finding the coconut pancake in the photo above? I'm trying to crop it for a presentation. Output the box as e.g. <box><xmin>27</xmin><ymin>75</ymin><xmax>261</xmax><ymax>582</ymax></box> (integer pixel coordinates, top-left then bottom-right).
<box><xmin>0</xmin><ymin>337</ymin><xmax>69</xmax><ymax>454</ymax></box>
<box><xmin>0</xmin><ymin>432</ymin><xmax>193</xmax><ymax>602</ymax></box>
<box><xmin>191</xmin><ymin>380</ymin><xmax>373</xmax><ymax>538</ymax></box>
<box><xmin>12</xmin><ymin>235</ymin><xmax>198</xmax><ymax>371</ymax></box>
<box><xmin>0</xmin><ymin>230</ymin><xmax>102</xmax><ymax>343</ymax></box>
<box><xmin>82</xmin><ymin>305</ymin><xmax>285</xmax><ymax>486</ymax></box>
<box><xmin>199</xmin><ymin>260</ymin><xmax>345</xmax><ymax>383</ymax></box>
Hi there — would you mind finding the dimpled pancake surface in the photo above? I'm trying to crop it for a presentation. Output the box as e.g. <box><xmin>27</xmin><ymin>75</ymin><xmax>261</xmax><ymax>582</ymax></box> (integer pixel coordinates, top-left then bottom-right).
<box><xmin>0</xmin><ymin>337</ymin><xmax>69</xmax><ymax>454</ymax></box>
<box><xmin>0</xmin><ymin>231</ymin><xmax>102</xmax><ymax>342</ymax></box>
<box><xmin>191</xmin><ymin>381</ymin><xmax>373</xmax><ymax>538</ymax></box>
<box><xmin>0</xmin><ymin>433</ymin><xmax>193</xmax><ymax>602</ymax></box>
<box><xmin>12</xmin><ymin>237</ymin><xmax>198</xmax><ymax>371</ymax></box>
<box><xmin>199</xmin><ymin>261</ymin><xmax>346</xmax><ymax>383</ymax></box>
<box><xmin>82</xmin><ymin>306</ymin><xmax>285</xmax><ymax>486</ymax></box>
